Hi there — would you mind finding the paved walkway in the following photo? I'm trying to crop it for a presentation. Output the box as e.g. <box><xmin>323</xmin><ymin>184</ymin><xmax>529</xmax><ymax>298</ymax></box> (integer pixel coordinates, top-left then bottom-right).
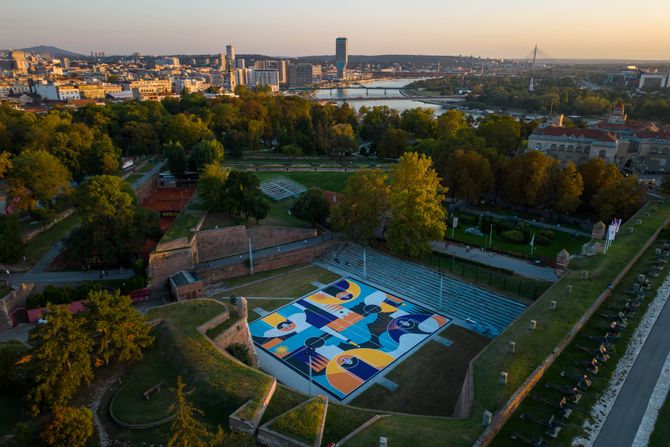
<box><xmin>10</xmin><ymin>269</ymin><xmax>134</xmax><ymax>285</ymax></box>
<box><xmin>594</xmin><ymin>290</ymin><xmax>670</xmax><ymax>447</ymax></box>
<box><xmin>430</xmin><ymin>242</ymin><xmax>559</xmax><ymax>282</ymax></box>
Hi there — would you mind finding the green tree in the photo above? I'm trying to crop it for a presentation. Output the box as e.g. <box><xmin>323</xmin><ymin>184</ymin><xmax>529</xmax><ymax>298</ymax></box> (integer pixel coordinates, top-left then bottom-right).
<box><xmin>162</xmin><ymin>113</ymin><xmax>213</xmax><ymax>149</ymax></box>
<box><xmin>84</xmin><ymin>290</ymin><xmax>154</xmax><ymax>367</ymax></box>
<box><xmin>435</xmin><ymin>110</ymin><xmax>468</xmax><ymax>140</ymax></box>
<box><xmin>0</xmin><ymin>151</ymin><xmax>11</xmax><ymax>178</ymax></box>
<box><xmin>476</xmin><ymin>114</ymin><xmax>521</xmax><ymax>155</ymax></box>
<box><xmin>197</xmin><ymin>162</ymin><xmax>229</xmax><ymax>212</ymax></box>
<box><xmin>502</xmin><ymin>151</ymin><xmax>555</xmax><ymax>207</ymax></box>
<box><xmin>440</xmin><ymin>149</ymin><xmax>494</xmax><ymax>205</ymax></box>
<box><xmin>578</xmin><ymin>158</ymin><xmax>623</xmax><ymax>206</ymax></box>
<box><xmin>41</xmin><ymin>406</ymin><xmax>93</xmax><ymax>447</ymax></box>
<box><xmin>291</xmin><ymin>188</ymin><xmax>330</xmax><ymax>226</ymax></box>
<box><xmin>222</xmin><ymin>171</ymin><xmax>269</xmax><ymax>222</ymax></box>
<box><xmin>326</xmin><ymin>123</ymin><xmax>357</xmax><ymax>156</ymax></box>
<box><xmin>81</xmin><ymin>133</ymin><xmax>120</xmax><ymax>176</ymax></box>
<box><xmin>331</xmin><ymin>169</ymin><xmax>390</xmax><ymax>244</ymax></box>
<box><xmin>0</xmin><ymin>215</ymin><xmax>23</xmax><ymax>263</ymax></box>
<box><xmin>29</xmin><ymin>305</ymin><xmax>93</xmax><ymax>414</ymax></box>
<box><xmin>9</xmin><ymin>150</ymin><xmax>71</xmax><ymax>208</ymax></box>
<box><xmin>593</xmin><ymin>176</ymin><xmax>646</xmax><ymax>221</ymax></box>
<box><xmin>75</xmin><ymin>175</ymin><xmax>135</xmax><ymax>226</ymax></box>
<box><xmin>400</xmin><ymin>108</ymin><xmax>436</xmax><ymax>139</ymax></box>
<box><xmin>386</xmin><ymin>153</ymin><xmax>446</xmax><ymax>256</ymax></box>
<box><xmin>548</xmin><ymin>161</ymin><xmax>584</xmax><ymax>214</ymax></box>
<box><xmin>377</xmin><ymin>128</ymin><xmax>409</xmax><ymax>158</ymax></box>
<box><xmin>190</xmin><ymin>139</ymin><xmax>224</xmax><ymax>172</ymax></box>
<box><xmin>165</xmin><ymin>141</ymin><xmax>188</xmax><ymax>178</ymax></box>
<box><xmin>168</xmin><ymin>376</ymin><xmax>224</xmax><ymax>447</ymax></box>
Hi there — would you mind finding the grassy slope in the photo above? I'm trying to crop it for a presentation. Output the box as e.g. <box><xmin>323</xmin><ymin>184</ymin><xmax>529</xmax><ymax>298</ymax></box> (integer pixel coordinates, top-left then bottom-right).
<box><xmin>23</xmin><ymin>213</ymin><xmax>80</xmax><ymax>265</ymax></box>
<box><xmin>269</xmin><ymin>396</ymin><xmax>327</xmax><ymax>444</ymax></box>
<box><xmin>650</xmin><ymin>391</ymin><xmax>670</xmax><ymax>447</ymax></box>
<box><xmin>161</xmin><ymin>211</ymin><xmax>205</xmax><ymax>242</ymax></box>
<box><xmin>225</xmin><ymin>265</ymin><xmax>341</xmax><ymax>299</ymax></box>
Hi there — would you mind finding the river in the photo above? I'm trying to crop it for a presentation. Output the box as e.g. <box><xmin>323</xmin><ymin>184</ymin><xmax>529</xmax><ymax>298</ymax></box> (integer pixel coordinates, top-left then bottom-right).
<box><xmin>313</xmin><ymin>78</ymin><xmax>450</xmax><ymax>115</ymax></box>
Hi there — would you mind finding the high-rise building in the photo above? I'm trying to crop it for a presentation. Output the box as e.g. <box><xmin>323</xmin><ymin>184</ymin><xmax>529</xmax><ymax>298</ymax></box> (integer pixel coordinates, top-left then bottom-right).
<box><xmin>226</xmin><ymin>45</ymin><xmax>236</xmax><ymax>69</ymax></box>
<box><xmin>250</xmin><ymin>69</ymin><xmax>280</xmax><ymax>93</ymax></box>
<box><xmin>336</xmin><ymin>37</ymin><xmax>348</xmax><ymax>80</ymax></box>
<box><xmin>287</xmin><ymin>63</ymin><xmax>322</xmax><ymax>88</ymax></box>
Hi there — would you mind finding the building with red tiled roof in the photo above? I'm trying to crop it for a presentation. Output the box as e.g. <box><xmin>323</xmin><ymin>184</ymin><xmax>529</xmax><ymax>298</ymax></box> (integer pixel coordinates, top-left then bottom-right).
<box><xmin>528</xmin><ymin>103</ymin><xmax>670</xmax><ymax>172</ymax></box>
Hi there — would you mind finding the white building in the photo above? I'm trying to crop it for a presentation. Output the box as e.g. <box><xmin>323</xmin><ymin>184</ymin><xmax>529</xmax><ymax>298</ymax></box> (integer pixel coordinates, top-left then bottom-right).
<box><xmin>33</xmin><ymin>83</ymin><xmax>81</xmax><ymax>101</ymax></box>
<box><xmin>250</xmin><ymin>68</ymin><xmax>279</xmax><ymax>92</ymax></box>
<box><xmin>639</xmin><ymin>73</ymin><xmax>669</xmax><ymax>90</ymax></box>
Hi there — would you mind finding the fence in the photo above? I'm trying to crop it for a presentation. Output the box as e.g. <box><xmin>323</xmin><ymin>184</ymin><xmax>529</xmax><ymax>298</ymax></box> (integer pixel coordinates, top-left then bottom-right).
<box><xmin>420</xmin><ymin>251</ymin><xmax>548</xmax><ymax>301</ymax></box>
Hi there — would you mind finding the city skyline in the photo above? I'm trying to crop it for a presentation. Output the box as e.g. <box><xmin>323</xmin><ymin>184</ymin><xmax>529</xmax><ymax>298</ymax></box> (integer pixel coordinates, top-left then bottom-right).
<box><xmin>2</xmin><ymin>0</ymin><xmax>669</xmax><ymax>60</ymax></box>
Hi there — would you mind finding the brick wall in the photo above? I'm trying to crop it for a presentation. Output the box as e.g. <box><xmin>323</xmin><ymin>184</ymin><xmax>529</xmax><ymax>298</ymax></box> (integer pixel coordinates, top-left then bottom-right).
<box><xmin>0</xmin><ymin>283</ymin><xmax>34</xmax><ymax>330</ymax></box>
<box><xmin>199</xmin><ymin>241</ymin><xmax>339</xmax><ymax>283</ymax></box>
<box><xmin>136</xmin><ymin>175</ymin><xmax>158</xmax><ymax>202</ymax></box>
<box><xmin>148</xmin><ymin>248</ymin><xmax>195</xmax><ymax>291</ymax></box>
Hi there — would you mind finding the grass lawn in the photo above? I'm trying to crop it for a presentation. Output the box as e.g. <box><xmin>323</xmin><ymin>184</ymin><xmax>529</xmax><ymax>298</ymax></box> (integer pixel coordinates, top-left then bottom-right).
<box><xmin>255</xmin><ymin>172</ymin><xmax>354</xmax><ymax>193</ymax></box>
<box><xmin>160</xmin><ymin>211</ymin><xmax>205</xmax><ymax>243</ymax></box>
<box><xmin>351</xmin><ymin>325</ymin><xmax>490</xmax><ymax>416</ymax></box>
<box><xmin>224</xmin><ymin>265</ymin><xmax>341</xmax><ymax>299</ymax></box>
<box><xmin>109</xmin><ymin>325</ymin><xmax>178</xmax><ymax>425</ymax></box>
<box><xmin>447</xmin><ymin>216</ymin><xmax>589</xmax><ymax>260</ymax></box>
<box><xmin>418</xmin><ymin>252</ymin><xmax>551</xmax><ymax>301</ymax></box>
<box><xmin>491</xmin><ymin>235</ymin><xmax>670</xmax><ymax>446</ymax></box>
<box><xmin>261</xmin><ymin>198</ymin><xmax>311</xmax><ymax>228</ymax></box>
<box><xmin>268</xmin><ymin>396</ymin><xmax>327</xmax><ymax>445</ymax></box>
<box><xmin>650</xmin><ymin>391</ymin><xmax>670</xmax><ymax>447</ymax></box>
<box><xmin>125</xmin><ymin>172</ymin><xmax>143</xmax><ymax>184</ymax></box>
<box><xmin>201</xmin><ymin>212</ymin><xmax>237</xmax><ymax>230</ymax></box>
<box><xmin>23</xmin><ymin>213</ymin><xmax>80</xmax><ymax>265</ymax></box>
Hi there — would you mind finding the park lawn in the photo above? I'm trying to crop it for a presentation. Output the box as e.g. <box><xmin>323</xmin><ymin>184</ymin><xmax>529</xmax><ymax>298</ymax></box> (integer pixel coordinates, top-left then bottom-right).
<box><xmin>109</xmin><ymin>325</ymin><xmax>179</xmax><ymax>425</ymax></box>
<box><xmin>225</xmin><ymin>265</ymin><xmax>341</xmax><ymax>299</ymax></box>
<box><xmin>261</xmin><ymin>199</ymin><xmax>312</xmax><ymax>228</ymax></box>
<box><xmin>22</xmin><ymin>213</ymin><xmax>80</xmax><ymax>265</ymax></box>
<box><xmin>160</xmin><ymin>211</ymin><xmax>205</xmax><ymax>243</ymax></box>
<box><xmin>256</xmin><ymin>171</ymin><xmax>354</xmax><ymax>193</ymax></box>
<box><xmin>491</xmin><ymin>235</ymin><xmax>670</xmax><ymax>446</ymax></box>
<box><xmin>447</xmin><ymin>219</ymin><xmax>589</xmax><ymax>260</ymax></box>
<box><xmin>418</xmin><ymin>252</ymin><xmax>551</xmax><ymax>301</ymax></box>
<box><xmin>650</xmin><ymin>391</ymin><xmax>670</xmax><ymax>447</ymax></box>
<box><xmin>268</xmin><ymin>395</ymin><xmax>327</xmax><ymax>445</ymax></box>
<box><xmin>351</xmin><ymin>325</ymin><xmax>490</xmax><ymax>416</ymax></box>
<box><xmin>201</xmin><ymin>212</ymin><xmax>237</xmax><ymax>230</ymax></box>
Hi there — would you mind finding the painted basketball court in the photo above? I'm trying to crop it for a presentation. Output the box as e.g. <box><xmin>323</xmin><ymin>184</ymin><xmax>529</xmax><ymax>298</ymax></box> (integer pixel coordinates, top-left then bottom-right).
<box><xmin>249</xmin><ymin>278</ymin><xmax>449</xmax><ymax>400</ymax></box>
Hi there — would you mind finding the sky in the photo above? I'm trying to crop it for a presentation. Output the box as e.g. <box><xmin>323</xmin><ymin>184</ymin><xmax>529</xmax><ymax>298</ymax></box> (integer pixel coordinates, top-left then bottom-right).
<box><xmin>2</xmin><ymin>0</ymin><xmax>669</xmax><ymax>60</ymax></box>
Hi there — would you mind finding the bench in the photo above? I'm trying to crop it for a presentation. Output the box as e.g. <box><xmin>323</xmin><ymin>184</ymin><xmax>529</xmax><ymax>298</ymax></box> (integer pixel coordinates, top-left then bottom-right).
<box><xmin>143</xmin><ymin>382</ymin><xmax>163</xmax><ymax>400</ymax></box>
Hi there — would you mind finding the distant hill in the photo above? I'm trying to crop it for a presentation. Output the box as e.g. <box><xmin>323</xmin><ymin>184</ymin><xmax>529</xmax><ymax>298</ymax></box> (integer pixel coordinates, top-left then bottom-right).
<box><xmin>18</xmin><ymin>46</ymin><xmax>84</xmax><ymax>58</ymax></box>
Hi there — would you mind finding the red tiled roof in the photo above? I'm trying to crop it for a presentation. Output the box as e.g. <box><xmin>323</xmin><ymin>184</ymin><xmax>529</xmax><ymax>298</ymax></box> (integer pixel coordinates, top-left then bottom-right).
<box><xmin>27</xmin><ymin>301</ymin><xmax>86</xmax><ymax>323</ymax></box>
<box><xmin>534</xmin><ymin>126</ymin><xmax>618</xmax><ymax>142</ymax></box>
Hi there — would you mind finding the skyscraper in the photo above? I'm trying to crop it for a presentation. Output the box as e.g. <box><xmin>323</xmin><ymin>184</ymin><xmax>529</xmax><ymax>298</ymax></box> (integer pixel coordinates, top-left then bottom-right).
<box><xmin>226</xmin><ymin>45</ymin><xmax>236</xmax><ymax>69</ymax></box>
<box><xmin>335</xmin><ymin>37</ymin><xmax>348</xmax><ymax>80</ymax></box>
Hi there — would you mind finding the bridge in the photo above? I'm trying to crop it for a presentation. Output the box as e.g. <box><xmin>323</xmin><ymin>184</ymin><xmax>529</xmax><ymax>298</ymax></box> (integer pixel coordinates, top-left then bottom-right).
<box><xmin>316</xmin><ymin>94</ymin><xmax>467</xmax><ymax>102</ymax></box>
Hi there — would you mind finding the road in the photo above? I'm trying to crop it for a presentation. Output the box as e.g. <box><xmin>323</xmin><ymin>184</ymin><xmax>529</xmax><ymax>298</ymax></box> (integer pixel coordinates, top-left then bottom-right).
<box><xmin>593</xmin><ymin>291</ymin><xmax>670</xmax><ymax>447</ymax></box>
<box><xmin>430</xmin><ymin>241</ymin><xmax>559</xmax><ymax>282</ymax></box>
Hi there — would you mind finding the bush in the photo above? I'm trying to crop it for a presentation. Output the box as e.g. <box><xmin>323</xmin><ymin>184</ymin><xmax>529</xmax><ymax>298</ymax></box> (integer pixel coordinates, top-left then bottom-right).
<box><xmin>535</xmin><ymin>235</ymin><xmax>552</xmax><ymax>246</ymax></box>
<box><xmin>502</xmin><ymin>229</ymin><xmax>525</xmax><ymax>243</ymax></box>
<box><xmin>227</xmin><ymin>343</ymin><xmax>252</xmax><ymax>366</ymax></box>
<box><xmin>291</xmin><ymin>188</ymin><xmax>330</xmax><ymax>226</ymax></box>
<box><xmin>539</xmin><ymin>230</ymin><xmax>555</xmax><ymax>240</ymax></box>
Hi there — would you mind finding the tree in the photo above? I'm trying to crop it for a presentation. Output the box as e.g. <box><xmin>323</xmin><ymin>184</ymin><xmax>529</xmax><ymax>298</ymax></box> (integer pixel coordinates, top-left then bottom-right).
<box><xmin>0</xmin><ymin>215</ymin><xmax>23</xmax><ymax>263</ymax></box>
<box><xmin>578</xmin><ymin>158</ymin><xmax>623</xmax><ymax>206</ymax></box>
<box><xmin>476</xmin><ymin>114</ymin><xmax>521</xmax><ymax>155</ymax></box>
<box><xmin>592</xmin><ymin>176</ymin><xmax>646</xmax><ymax>221</ymax></box>
<box><xmin>75</xmin><ymin>175</ymin><xmax>135</xmax><ymax>226</ymax></box>
<box><xmin>662</xmin><ymin>173</ymin><xmax>670</xmax><ymax>196</ymax></box>
<box><xmin>198</xmin><ymin>162</ymin><xmax>229</xmax><ymax>212</ymax></box>
<box><xmin>547</xmin><ymin>161</ymin><xmax>583</xmax><ymax>214</ymax></box>
<box><xmin>168</xmin><ymin>376</ymin><xmax>224</xmax><ymax>447</ymax></box>
<box><xmin>29</xmin><ymin>305</ymin><xmax>93</xmax><ymax>414</ymax></box>
<box><xmin>326</xmin><ymin>123</ymin><xmax>357</xmax><ymax>156</ymax></box>
<box><xmin>331</xmin><ymin>169</ymin><xmax>390</xmax><ymax>244</ymax></box>
<box><xmin>400</xmin><ymin>108</ymin><xmax>436</xmax><ymax>139</ymax></box>
<box><xmin>41</xmin><ymin>406</ymin><xmax>93</xmax><ymax>447</ymax></box>
<box><xmin>377</xmin><ymin>128</ymin><xmax>409</xmax><ymax>158</ymax></box>
<box><xmin>190</xmin><ymin>139</ymin><xmax>224</xmax><ymax>172</ymax></box>
<box><xmin>502</xmin><ymin>151</ymin><xmax>555</xmax><ymax>207</ymax></box>
<box><xmin>291</xmin><ymin>188</ymin><xmax>330</xmax><ymax>226</ymax></box>
<box><xmin>435</xmin><ymin>110</ymin><xmax>468</xmax><ymax>140</ymax></box>
<box><xmin>0</xmin><ymin>151</ymin><xmax>11</xmax><ymax>178</ymax></box>
<box><xmin>81</xmin><ymin>133</ymin><xmax>120</xmax><ymax>176</ymax></box>
<box><xmin>165</xmin><ymin>141</ymin><xmax>188</xmax><ymax>178</ymax></box>
<box><xmin>440</xmin><ymin>149</ymin><xmax>494</xmax><ymax>205</ymax></box>
<box><xmin>9</xmin><ymin>150</ymin><xmax>71</xmax><ymax>208</ymax></box>
<box><xmin>386</xmin><ymin>152</ymin><xmax>446</xmax><ymax>256</ymax></box>
<box><xmin>162</xmin><ymin>113</ymin><xmax>213</xmax><ymax>149</ymax></box>
<box><xmin>84</xmin><ymin>290</ymin><xmax>154</xmax><ymax>367</ymax></box>
<box><xmin>222</xmin><ymin>171</ymin><xmax>269</xmax><ymax>222</ymax></box>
